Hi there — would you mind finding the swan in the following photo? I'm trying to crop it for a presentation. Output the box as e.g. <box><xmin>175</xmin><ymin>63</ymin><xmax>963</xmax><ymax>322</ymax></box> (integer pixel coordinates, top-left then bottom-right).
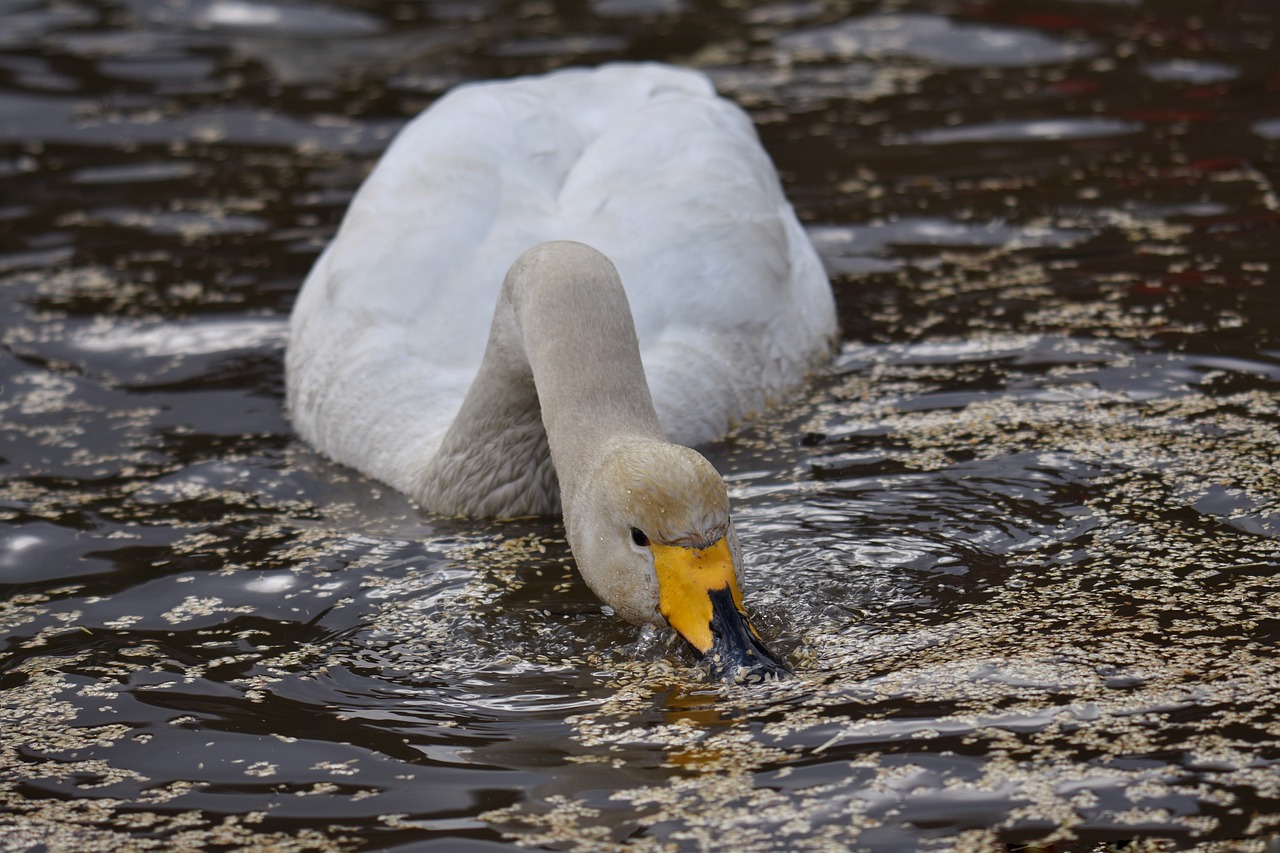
<box><xmin>286</xmin><ymin>63</ymin><xmax>836</xmax><ymax>680</ymax></box>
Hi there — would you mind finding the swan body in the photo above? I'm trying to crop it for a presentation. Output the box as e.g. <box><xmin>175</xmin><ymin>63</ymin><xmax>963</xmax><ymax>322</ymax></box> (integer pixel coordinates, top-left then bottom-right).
<box><xmin>286</xmin><ymin>64</ymin><xmax>835</xmax><ymax>677</ymax></box>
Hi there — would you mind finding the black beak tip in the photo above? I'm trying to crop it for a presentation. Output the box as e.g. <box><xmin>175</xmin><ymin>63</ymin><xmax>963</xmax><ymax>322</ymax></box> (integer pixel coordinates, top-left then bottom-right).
<box><xmin>706</xmin><ymin>644</ymin><xmax>791</xmax><ymax>684</ymax></box>
<box><xmin>703</xmin><ymin>587</ymin><xmax>791</xmax><ymax>684</ymax></box>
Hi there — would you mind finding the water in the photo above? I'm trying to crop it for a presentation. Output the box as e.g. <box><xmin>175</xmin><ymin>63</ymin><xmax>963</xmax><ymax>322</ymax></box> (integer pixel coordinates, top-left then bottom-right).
<box><xmin>2</xmin><ymin>0</ymin><xmax>1279</xmax><ymax>850</ymax></box>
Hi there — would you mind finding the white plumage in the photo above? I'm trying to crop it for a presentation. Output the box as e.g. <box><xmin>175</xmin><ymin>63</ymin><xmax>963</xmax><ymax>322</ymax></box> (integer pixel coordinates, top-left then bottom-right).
<box><xmin>286</xmin><ymin>63</ymin><xmax>835</xmax><ymax>515</ymax></box>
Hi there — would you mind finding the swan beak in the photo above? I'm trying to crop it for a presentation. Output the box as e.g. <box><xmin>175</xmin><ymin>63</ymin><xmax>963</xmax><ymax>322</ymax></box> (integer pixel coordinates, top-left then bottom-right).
<box><xmin>653</xmin><ymin>537</ymin><xmax>790</xmax><ymax>682</ymax></box>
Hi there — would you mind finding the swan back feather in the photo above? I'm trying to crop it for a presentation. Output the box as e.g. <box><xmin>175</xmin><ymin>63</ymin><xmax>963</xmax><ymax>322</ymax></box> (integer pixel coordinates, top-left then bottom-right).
<box><xmin>287</xmin><ymin>63</ymin><xmax>834</xmax><ymax>511</ymax></box>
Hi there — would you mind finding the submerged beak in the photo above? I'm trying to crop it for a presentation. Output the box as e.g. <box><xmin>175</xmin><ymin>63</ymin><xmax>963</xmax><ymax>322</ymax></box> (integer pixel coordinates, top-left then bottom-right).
<box><xmin>652</xmin><ymin>536</ymin><xmax>790</xmax><ymax>682</ymax></box>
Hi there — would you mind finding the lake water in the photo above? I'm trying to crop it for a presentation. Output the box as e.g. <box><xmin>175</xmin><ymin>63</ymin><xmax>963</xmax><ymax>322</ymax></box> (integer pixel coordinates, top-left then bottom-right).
<box><xmin>2</xmin><ymin>0</ymin><xmax>1279</xmax><ymax>850</ymax></box>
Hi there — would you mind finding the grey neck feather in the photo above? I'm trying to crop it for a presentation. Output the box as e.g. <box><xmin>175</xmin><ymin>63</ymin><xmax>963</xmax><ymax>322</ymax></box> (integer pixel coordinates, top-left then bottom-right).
<box><xmin>417</xmin><ymin>241</ymin><xmax>664</xmax><ymax>518</ymax></box>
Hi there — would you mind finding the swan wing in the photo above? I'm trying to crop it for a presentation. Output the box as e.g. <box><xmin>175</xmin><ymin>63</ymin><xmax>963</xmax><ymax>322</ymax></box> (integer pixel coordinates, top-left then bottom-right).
<box><xmin>286</xmin><ymin>63</ymin><xmax>834</xmax><ymax>495</ymax></box>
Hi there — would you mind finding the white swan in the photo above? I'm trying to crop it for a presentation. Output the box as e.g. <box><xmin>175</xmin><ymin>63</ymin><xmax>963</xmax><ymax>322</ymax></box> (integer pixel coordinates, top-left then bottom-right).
<box><xmin>287</xmin><ymin>63</ymin><xmax>835</xmax><ymax>679</ymax></box>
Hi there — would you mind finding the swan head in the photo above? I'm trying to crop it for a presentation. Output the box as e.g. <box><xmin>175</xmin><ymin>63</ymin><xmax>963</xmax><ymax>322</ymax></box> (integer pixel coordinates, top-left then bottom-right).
<box><xmin>565</xmin><ymin>440</ymin><xmax>789</xmax><ymax>682</ymax></box>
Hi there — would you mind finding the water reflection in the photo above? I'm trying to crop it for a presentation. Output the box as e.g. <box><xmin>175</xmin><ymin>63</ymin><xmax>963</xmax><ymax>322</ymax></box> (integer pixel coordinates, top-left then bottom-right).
<box><xmin>776</xmin><ymin>12</ymin><xmax>1099</xmax><ymax>67</ymax></box>
<box><xmin>2</xmin><ymin>0</ymin><xmax>1280</xmax><ymax>850</ymax></box>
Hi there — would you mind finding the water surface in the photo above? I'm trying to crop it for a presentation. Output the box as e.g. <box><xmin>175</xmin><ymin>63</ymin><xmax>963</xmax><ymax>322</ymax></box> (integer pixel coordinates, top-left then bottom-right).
<box><xmin>2</xmin><ymin>0</ymin><xmax>1279</xmax><ymax>850</ymax></box>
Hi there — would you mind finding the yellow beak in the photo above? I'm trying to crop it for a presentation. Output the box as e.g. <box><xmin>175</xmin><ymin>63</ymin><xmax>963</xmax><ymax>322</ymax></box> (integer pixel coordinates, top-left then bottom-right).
<box><xmin>652</xmin><ymin>536</ymin><xmax>743</xmax><ymax>653</ymax></box>
<box><xmin>652</xmin><ymin>535</ymin><xmax>788</xmax><ymax>680</ymax></box>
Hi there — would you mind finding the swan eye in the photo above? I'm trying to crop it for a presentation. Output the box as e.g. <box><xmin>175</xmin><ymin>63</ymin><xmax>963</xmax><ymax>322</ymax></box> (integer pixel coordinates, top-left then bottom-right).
<box><xmin>630</xmin><ymin>528</ymin><xmax>650</xmax><ymax>548</ymax></box>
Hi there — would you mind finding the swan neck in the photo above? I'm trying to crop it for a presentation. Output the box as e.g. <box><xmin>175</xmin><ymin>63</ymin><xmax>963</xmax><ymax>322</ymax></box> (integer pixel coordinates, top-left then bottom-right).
<box><xmin>505</xmin><ymin>242</ymin><xmax>665</xmax><ymax>505</ymax></box>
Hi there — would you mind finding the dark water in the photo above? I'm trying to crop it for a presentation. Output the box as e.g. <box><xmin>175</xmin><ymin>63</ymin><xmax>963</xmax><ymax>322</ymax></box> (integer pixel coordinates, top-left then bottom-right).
<box><xmin>3</xmin><ymin>0</ymin><xmax>1279</xmax><ymax>850</ymax></box>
